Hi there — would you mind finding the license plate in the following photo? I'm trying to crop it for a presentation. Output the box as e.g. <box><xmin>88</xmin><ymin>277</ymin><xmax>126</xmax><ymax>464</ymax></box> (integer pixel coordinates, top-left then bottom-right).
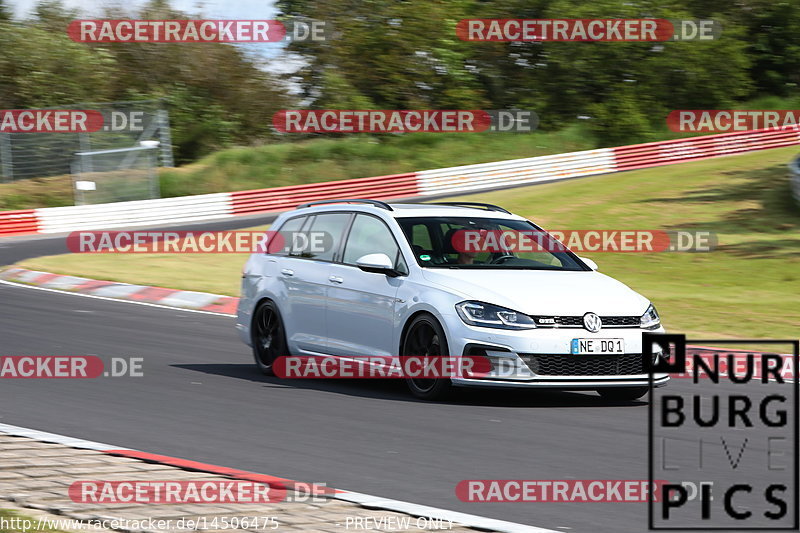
<box><xmin>571</xmin><ymin>338</ymin><xmax>624</xmax><ymax>355</ymax></box>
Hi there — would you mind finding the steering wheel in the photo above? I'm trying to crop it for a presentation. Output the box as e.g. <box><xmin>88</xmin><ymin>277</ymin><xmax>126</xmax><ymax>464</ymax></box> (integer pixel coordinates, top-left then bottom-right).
<box><xmin>489</xmin><ymin>253</ymin><xmax>516</xmax><ymax>264</ymax></box>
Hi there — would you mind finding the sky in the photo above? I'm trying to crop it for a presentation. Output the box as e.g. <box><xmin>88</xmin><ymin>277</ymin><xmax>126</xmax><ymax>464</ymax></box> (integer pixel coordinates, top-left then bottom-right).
<box><xmin>7</xmin><ymin>0</ymin><xmax>278</xmax><ymax>20</ymax></box>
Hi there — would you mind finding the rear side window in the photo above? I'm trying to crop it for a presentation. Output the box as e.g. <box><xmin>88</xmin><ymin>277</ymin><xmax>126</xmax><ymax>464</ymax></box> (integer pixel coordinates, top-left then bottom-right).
<box><xmin>343</xmin><ymin>214</ymin><xmax>406</xmax><ymax>272</ymax></box>
<box><xmin>279</xmin><ymin>216</ymin><xmax>305</xmax><ymax>234</ymax></box>
<box><xmin>305</xmin><ymin>212</ymin><xmax>352</xmax><ymax>261</ymax></box>
<box><xmin>268</xmin><ymin>216</ymin><xmax>305</xmax><ymax>255</ymax></box>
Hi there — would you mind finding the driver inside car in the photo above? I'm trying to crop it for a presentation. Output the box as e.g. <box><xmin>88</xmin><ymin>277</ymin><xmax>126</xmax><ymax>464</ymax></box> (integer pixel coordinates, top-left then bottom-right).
<box><xmin>442</xmin><ymin>226</ymin><xmax>494</xmax><ymax>265</ymax></box>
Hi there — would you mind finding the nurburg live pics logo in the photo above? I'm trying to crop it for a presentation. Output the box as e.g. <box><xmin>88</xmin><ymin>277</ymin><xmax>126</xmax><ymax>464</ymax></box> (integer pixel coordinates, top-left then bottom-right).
<box><xmin>645</xmin><ymin>333</ymin><xmax>799</xmax><ymax>530</ymax></box>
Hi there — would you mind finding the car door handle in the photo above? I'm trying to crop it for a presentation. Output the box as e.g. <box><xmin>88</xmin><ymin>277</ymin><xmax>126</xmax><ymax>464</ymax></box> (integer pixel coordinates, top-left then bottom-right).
<box><xmin>328</xmin><ymin>275</ymin><xmax>344</xmax><ymax>284</ymax></box>
<box><xmin>281</xmin><ymin>269</ymin><xmax>294</xmax><ymax>276</ymax></box>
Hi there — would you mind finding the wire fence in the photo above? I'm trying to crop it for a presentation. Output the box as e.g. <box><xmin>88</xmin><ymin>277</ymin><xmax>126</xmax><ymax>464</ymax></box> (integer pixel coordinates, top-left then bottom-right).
<box><xmin>791</xmin><ymin>154</ymin><xmax>800</xmax><ymax>206</ymax></box>
<box><xmin>72</xmin><ymin>145</ymin><xmax>160</xmax><ymax>205</ymax></box>
<box><xmin>0</xmin><ymin>100</ymin><xmax>173</xmax><ymax>183</ymax></box>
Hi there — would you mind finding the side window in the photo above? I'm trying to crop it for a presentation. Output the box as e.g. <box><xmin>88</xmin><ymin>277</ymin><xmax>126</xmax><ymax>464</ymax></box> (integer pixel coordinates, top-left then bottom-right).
<box><xmin>401</xmin><ymin>223</ymin><xmax>434</xmax><ymax>264</ymax></box>
<box><xmin>304</xmin><ymin>212</ymin><xmax>351</xmax><ymax>261</ymax></box>
<box><xmin>269</xmin><ymin>216</ymin><xmax>305</xmax><ymax>255</ymax></box>
<box><xmin>412</xmin><ymin>224</ymin><xmax>433</xmax><ymax>249</ymax></box>
<box><xmin>343</xmin><ymin>214</ymin><xmax>404</xmax><ymax>270</ymax></box>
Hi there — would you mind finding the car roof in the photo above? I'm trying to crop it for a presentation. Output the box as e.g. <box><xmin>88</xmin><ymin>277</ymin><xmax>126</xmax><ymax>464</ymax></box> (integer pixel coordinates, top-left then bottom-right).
<box><xmin>290</xmin><ymin>202</ymin><xmax>525</xmax><ymax>221</ymax></box>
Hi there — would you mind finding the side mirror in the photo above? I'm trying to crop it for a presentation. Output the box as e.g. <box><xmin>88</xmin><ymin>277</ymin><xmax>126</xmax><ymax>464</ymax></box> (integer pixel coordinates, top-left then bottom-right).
<box><xmin>355</xmin><ymin>253</ymin><xmax>400</xmax><ymax>276</ymax></box>
<box><xmin>579</xmin><ymin>257</ymin><xmax>598</xmax><ymax>271</ymax></box>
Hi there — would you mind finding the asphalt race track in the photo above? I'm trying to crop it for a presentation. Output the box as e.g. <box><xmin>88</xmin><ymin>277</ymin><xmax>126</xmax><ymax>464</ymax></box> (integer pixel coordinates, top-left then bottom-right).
<box><xmin>2</xmin><ymin>279</ymin><xmax>794</xmax><ymax>532</ymax></box>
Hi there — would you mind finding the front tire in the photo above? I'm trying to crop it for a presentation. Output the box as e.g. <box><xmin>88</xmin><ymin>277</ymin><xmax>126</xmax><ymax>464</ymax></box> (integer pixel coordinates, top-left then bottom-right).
<box><xmin>597</xmin><ymin>387</ymin><xmax>649</xmax><ymax>401</ymax></box>
<box><xmin>402</xmin><ymin>314</ymin><xmax>453</xmax><ymax>400</ymax></box>
<box><xmin>251</xmin><ymin>300</ymin><xmax>288</xmax><ymax>376</ymax></box>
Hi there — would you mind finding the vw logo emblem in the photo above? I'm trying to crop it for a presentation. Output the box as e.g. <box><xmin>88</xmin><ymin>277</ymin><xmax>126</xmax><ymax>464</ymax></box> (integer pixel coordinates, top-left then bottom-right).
<box><xmin>583</xmin><ymin>312</ymin><xmax>602</xmax><ymax>333</ymax></box>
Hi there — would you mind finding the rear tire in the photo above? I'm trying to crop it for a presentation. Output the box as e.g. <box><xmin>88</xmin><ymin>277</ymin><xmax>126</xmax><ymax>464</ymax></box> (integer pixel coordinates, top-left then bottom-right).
<box><xmin>401</xmin><ymin>314</ymin><xmax>453</xmax><ymax>400</ymax></box>
<box><xmin>251</xmin><ymin>301</ymin><xmax>288</xmax><ymax>376</ymax></box>
<box><xmin>597</xmin><ymin>387</ymin><xmax>649</xmax><ymax>401</ymax></box>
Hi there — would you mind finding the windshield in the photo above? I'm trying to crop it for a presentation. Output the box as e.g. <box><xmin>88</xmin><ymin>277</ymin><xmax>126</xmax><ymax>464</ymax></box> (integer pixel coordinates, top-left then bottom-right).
<box><xmin>397</xmin><ymin>216</ymin><xmax>588</xmax><ymax>270</ymax></box>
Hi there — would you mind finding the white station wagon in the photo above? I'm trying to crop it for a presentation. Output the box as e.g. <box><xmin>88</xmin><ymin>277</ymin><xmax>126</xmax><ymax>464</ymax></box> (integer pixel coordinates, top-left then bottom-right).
<box><xmin>236</xmin><ymin>200</ymin><xmax>669</xmax><ymax>400</ymax></box>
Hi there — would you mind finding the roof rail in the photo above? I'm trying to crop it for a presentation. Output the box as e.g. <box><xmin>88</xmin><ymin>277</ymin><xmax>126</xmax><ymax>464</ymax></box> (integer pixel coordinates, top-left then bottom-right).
<box><xmin>297</xmin><ymin>199</ymin><xmax>393</xmax><ymax>211</ymax></box>
<box><xmin>432</xmin><ymin>202</ymin><xmax>511</xmax><ymax>214</ymax></box>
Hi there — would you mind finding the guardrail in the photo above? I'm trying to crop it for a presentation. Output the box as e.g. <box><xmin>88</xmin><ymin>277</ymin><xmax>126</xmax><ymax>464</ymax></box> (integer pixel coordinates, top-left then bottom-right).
<box><xmin>791</xmin><ymin>154</ymin><xmax>800</xmax><ymax>205</ymax></box>
<box><xmin>416</xmin><ymin>149</ymin><xmax>615</xmax><ymax>195</ymax></box>
<box><xmin>1</xmin><ymin>126</ymin><xmax>799</xmax><ymax>236</ymax></box>
<box><xmin>613</xmin><ymin>127</ymin><xmax>800</xmax><ymax>171</ymax></box>
<box><xmin>231</xmin><ymin>172</ymin><xmax>419</xmax><ymax>216</ymax></box>
<box><xmin>0</xmin><ymin>209</ymin><xmax>37</xmax><ymax>236</ymax></box>
<box><xmin>36</xmin><ymin>193</ymin><xmax>232</xmax><ymax>234</ymax></box>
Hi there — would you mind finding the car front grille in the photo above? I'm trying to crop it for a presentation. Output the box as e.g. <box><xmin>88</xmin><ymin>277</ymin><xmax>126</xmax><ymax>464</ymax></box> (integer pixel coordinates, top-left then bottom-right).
<box><xmin>530</xmin><ymin>315</ymin><xmax>640</xmax><ymax>328</ymax></box>
<box><xmin>602</xmin><ymin>316</ymin><xmax>641</xmax><ymax>327</ymax></box>
<box><xmin>519</xmin><ymin>353</ymin><xmax>647</xmax><ymax>376</ymax></box>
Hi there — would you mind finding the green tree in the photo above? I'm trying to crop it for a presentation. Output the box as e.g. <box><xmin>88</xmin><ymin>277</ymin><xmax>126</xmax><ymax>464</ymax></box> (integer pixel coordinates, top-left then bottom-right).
<box><xmin>280</xmin><ymin>0</ymin><xmax>486</xmax><ymax>109</ymax></box>
<box><xmin>0</xmin><ymin>0</ymin><xmax>11</xmax><ymax>21</ymax></box>
<box><xmin>280</xmin><ymin>0</ymin><xmax>756</xmax><ymax>143</ymax></box>
<box><xmin>30</xmin><ymin>0</ymin><xmax>78</xmax><ymax>32</ymax></box>
<box><xmin>0</xmin><ymin>24</ymin><xmax>117</xmax><ymax>107</ymax></box>
<box><xmin>683</xmin><ymin>0</ymin><xmax>800</xmax><ymax>96</ymax></box>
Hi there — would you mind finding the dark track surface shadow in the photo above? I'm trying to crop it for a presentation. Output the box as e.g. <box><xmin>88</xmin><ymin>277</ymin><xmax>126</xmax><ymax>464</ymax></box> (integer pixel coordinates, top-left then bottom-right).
<box><xmin>173</xmin><ymin>362</ymin><xmax>648</xmax><ymax>408</ymax></box>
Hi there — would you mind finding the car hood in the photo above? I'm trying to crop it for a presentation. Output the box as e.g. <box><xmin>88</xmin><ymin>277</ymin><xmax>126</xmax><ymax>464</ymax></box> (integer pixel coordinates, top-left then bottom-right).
<box><xmin>421</xmin><ymin>268</ymin><xmax>650</xmax><ymax>316</ymax></box>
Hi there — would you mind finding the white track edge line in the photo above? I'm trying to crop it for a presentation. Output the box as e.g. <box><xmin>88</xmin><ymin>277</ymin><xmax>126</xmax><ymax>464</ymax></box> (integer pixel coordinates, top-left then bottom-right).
<box><xmin>0</xmin><ymin>422</ymin><xmax>128</xmax><ymax>451</ymax></box>
<box><xmin>0</xmin><ymin>422</ymin><xmax>557</xmax><ymax>533</ymax></box>
<box><xmin>0</xmin><ymin>279</ymin><xmax>235</xmax><ymax>318</ymax></box>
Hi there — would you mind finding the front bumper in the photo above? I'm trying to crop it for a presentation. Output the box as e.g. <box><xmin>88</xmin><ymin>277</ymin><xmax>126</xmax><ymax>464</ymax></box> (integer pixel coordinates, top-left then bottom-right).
<box><xmin>444</xmin><ymin>315</ymin><xmax>670</xmax><ymax>389</ymax></box>
<box><xmin>452</xmin><ymin>374</ymin><xmax>670</xmax><ymax>389</ymax></box>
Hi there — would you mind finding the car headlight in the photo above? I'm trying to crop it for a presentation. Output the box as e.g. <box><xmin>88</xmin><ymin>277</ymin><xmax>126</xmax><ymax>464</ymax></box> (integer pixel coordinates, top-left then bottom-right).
<box><xmin>455</xmin><ymin>301</ymin><xmax>536</xmax><ymax>330</ymax></box>
<box><xmin>640</xmin><ymin>304</ymin><xmax>661</xmax><ymax>330</ymax></box>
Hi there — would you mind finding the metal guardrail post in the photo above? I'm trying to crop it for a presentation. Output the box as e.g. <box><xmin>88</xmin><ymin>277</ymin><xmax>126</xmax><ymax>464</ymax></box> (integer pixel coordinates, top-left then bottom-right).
<box><xmin>157</xmin><ymin>108</ymin><xmax>175</xmax><ymax>168</ymax></box>
<box><xmin>0</xmin><ymin>133</ymin><xmax>13</xmax><ymax>182</ymax></box>
<box><xmin>790</xmin><ymin>155</ymin><xmax>800</xmax><ymax>206</ymax></box>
